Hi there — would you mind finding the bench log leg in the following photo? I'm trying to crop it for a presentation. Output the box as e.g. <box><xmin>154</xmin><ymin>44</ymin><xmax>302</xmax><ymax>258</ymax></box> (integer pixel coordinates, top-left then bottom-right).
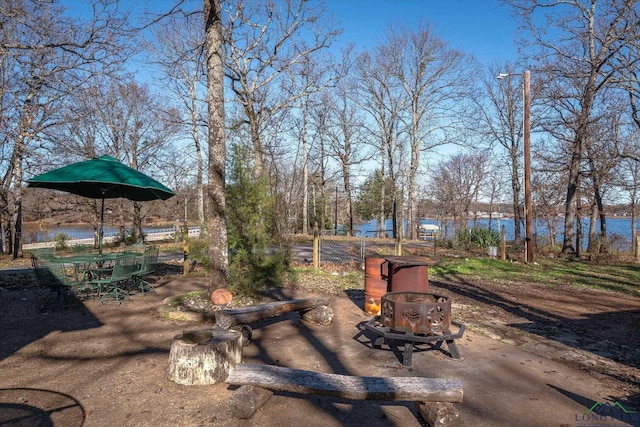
<box><xmin>403</xmin><ymin>342</ymin><xmax>413</xmax><ymax>367</ymax></box>
<box><xmin>230</xmin><ymin>385</ymin><xmax>273</xmax><ymax>419</ymax></box>
<box><xmin>416</xmin><ymin>401</ymin><xmax>466</xmax><ymax>427</ymax></box>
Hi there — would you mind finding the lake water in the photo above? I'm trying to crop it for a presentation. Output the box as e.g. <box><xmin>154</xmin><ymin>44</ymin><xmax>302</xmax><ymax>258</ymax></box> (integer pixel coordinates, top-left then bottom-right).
<box><xmin>24</xmin><ymin>225</ymin><xmax>177</xmax><ymax>243</ymax></box>
<box><xmin>354</xmin><ymin>217</ymin><xmax>639</xmax><ymax>250</ymax></box>
<box><xmin>29</xmin><ymin>217</ymin><xmax>639</xmax><ymax>251</ymax></box>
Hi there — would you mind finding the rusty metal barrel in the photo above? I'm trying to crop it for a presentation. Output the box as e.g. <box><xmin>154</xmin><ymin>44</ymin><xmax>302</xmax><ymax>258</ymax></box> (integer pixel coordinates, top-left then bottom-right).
<box><xmin>364</xmin><ymin>256</ymin><xmax>388</xmax><ymax>315</ymax></box>
<box><xmin>384</xmin><ymin>256</ymin><xmax>440</xmax><ymax>293</ymax></box>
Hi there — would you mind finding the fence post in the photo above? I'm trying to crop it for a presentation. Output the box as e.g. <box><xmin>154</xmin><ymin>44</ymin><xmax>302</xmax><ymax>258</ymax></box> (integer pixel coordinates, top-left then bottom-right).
<box><xmin>501</xmin><ymin>225</ymin><xmax>506</xmax><ymax>261</ymax></box>
<box><xmin>313</xmin><ymin>221</ymin><xmax>319</xmax><ymax>269</ymax></box>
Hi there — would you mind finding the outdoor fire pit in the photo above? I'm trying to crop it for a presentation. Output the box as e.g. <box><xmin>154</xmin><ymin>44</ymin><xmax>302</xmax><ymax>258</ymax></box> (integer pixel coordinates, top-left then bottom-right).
<box><xmin>365</xmin><ymin>291</ymin><xmax>464</xmax><ymax>366</ymax></box>
<box><xmin>381</xmin><ymin>292</ymin><xmax>451</xmax><ymax>334</ymax></box>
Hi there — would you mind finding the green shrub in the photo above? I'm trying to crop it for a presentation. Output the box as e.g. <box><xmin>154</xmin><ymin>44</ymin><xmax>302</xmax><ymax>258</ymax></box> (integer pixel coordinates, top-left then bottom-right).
<box><xmin>225</xmin><ymin>143</ymin><xmax>290</xmax><ymax>295</ymax></box>
<box><xmin>186</xmin><ymin>238</ymin><xmax>210</xmax><ymax>270</ymax></box>
<box><xmin>54</xmin><ymin>233</ymin><xmax>70</xmax><ymax>251</ymax></box>
<box><xmin>228</xmin><ymin>249</ymin><xmax>290</xmax><ymax>298</ymax></box>
<box><xmin>470</xmin><ymin>226</ymin><xmax>500</xmax><ymax>248</ymax></box>
<box><xmin>454</xmin><ymin>226</ymin><xmax>500</xmax><ymax>250</ymax></box>
<box><xmin>454</xmin><ymin>228</ymin><xmax>472</xmax><ymax>250</ymax></box>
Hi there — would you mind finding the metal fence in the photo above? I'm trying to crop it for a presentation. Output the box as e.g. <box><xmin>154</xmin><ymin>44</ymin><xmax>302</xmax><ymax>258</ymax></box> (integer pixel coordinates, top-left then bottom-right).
<box><xmin>308</xmin><ymin>231</ymin><xmax>436</xmax><ymax>267</ymax></box>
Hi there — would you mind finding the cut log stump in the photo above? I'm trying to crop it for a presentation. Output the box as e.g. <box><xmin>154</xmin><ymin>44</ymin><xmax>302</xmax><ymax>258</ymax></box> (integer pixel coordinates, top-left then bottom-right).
<box><xmin>229</xmin><ymin>385</ymin><xmax>273</xmax><ymax>419</ymax></box>
<box><xmin>416</xmin><ymin>401</ymin><xmax>466</xmax><ymax>427</ymax></box>
<box><xmin>214</xmin><ymin>297</ymin><xmax>331</xmax><ymax>328</ymax></box>
<box><xmin>168</xmin><ymin>327</ymin><xmax>242</xmax><ymax>385</ymax></box>
<box><xmin>301</xmin><ymin>305</ymin><xmax>334</xmax><ymax>325</ymax></box>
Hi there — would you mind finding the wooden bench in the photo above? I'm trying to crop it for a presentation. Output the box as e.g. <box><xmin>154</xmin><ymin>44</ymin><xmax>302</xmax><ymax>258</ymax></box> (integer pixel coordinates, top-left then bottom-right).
<box><xmin>226</xmin><ymin>363</ymin><xmax>463</xmax><ymax>402</ymax></box>
<box><xmin>214</xmin><ymin>297</ymin><xmax>332</xmax><ymax>328</ymax></box>
<box><xmin>225</xmin><ymin>363</ymin><xmax>464</xmax><ymax>425</ymax></box>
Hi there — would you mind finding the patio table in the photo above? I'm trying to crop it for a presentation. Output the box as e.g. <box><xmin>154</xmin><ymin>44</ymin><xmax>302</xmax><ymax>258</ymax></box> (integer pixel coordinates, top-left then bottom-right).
<box><xmin>49</xmin><ymin>251</ymin><xmax>142</xmax><ymax>282</ymax></box>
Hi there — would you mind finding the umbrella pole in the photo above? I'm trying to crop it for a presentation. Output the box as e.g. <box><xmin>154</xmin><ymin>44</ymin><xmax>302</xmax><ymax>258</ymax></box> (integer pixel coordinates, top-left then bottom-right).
<box><xmin>99</xmin><ymin>198</ymin><xmax>105</xmax><ymax>254</ymax></box>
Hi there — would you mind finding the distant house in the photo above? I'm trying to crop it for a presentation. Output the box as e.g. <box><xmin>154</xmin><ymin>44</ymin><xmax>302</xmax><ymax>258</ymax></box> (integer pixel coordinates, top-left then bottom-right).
<box><xmin>418</xmin><ymin>223</ymin><xmax>441</xmax><ymax>240</ymax></box>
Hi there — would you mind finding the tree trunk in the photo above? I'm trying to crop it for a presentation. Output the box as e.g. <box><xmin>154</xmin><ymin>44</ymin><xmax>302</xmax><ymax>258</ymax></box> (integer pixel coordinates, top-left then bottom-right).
<box><xmin>562</xmin><ymin>167</ymin><xmax>579</xmax><ymax>255</ymax></box>
<box><xmin>594</xmin><ymin>188</ymin><xmax>607</xmax><ymax>254</ymax></box>
<box><xmin>302</xmin><ymin>96</ymin><xmax>309</xmax><ymax>234</ymax></box>
<box><xmin>587</xmin><ymin>201</ymin><xmax>598</xmax><ymax>253</ymax></box>
<box><xmin>204</xmin><ymin>0</ymin><xmax>229</xmax><ymax>289</ymax></box>
<box><xmin>575</xmin><ymin>193</ymin><xmax>582</xmax><ymax>257</ymax></box>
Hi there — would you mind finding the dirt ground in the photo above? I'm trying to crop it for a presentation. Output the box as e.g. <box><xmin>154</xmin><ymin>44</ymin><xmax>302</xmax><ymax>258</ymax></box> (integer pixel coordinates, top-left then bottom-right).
<box><xmin>0</xmin><ymin>262</ymin><xmax>639</xmax><ymax>427</ymax></box>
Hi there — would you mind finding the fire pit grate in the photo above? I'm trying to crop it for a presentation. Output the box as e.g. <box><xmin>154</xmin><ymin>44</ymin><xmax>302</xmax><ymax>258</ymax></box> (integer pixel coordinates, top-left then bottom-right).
<box><xmin>364</xmin><ymin>291</ymin><xmax>465</xmax><ymax>366</ymax></box>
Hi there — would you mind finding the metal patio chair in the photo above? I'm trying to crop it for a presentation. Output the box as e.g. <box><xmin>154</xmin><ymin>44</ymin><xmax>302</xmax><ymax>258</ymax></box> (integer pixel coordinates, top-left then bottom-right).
<box><xmin>88</xmin><ymin>253</ymin><xmax>138</xmax><ymax>303</ymax></box>
<box><xmin>131</xmin><ymin>246</ymin><xmax>159</xmax><ymax>295</ymax></box>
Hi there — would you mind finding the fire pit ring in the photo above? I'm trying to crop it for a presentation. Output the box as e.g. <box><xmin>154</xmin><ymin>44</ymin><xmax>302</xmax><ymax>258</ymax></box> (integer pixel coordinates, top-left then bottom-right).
<box><xmin>381</xmin><ymin>292</ymin><xmax>451</xmax><ymax>334</ymax></box>
<box><xmin>364</xmin><ymin>291</ymin><xmax>464</xmax><ymax>366</ymax></box>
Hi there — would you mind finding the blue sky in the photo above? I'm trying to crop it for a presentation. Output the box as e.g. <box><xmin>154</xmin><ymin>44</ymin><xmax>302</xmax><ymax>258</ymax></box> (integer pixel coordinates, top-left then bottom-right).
<box><xmin>60</xmin><ymin>0</ymin><xmax>518</xmax><ymax>67</ymax></box>
<box><xmin>326</xmin><ymin>0</ymin><xmax>519</xmax><ymax>66</ymax></box>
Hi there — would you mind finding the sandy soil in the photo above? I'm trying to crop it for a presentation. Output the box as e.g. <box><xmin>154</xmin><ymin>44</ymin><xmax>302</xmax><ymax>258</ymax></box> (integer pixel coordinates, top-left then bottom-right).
<box><xmin>0</xmin><ymin>264</ymin><xmax>638</xmax><ymax>427</ymax></box>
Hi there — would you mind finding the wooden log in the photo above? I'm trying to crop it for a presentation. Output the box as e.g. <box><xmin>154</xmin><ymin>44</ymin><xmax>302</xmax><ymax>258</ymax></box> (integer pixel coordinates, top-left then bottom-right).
<box><xmin>168</xmin><ymin>327</ymin><xmax>242</xmax><ymax>385</ymax></box>
<box><xmin>214</xmin><ymin>297</ymin><xmax>330</xmax><ymax>328</ymax></box>
<box><xmin>229</xmin><ymin>385</ymin><xmax>273</xmax><ymax>419</ymax></box>
<box><xmin>416</xmin><ymin>401</ymin><xmax>466</xmax><ymax>427</ymax></box>
<box><xmin>225</xmin><ymin>363</ymin><xmax>463</xmax><ymax>402</ymax></box>
<box><xmin>301</xmin><ymin>305</ymin><xmax>334</xmax><ymax>325</ymax></box>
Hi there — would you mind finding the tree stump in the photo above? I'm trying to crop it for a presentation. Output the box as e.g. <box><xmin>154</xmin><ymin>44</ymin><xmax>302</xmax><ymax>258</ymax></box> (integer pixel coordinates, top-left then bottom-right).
<box><xmin>229</xmin><ymin>385</ymin><xmax>273</xmax><ymax>419</ymax></box>
<box><xmin>301</xmin><ymin>305</ymin><xmax>334</xmax><ymax>325</ymax></box>
<box><xmin>168</xmin><ymin>327</ymin><xmax>242</xmax><ymax>385</ymax></box>
<box><xmin>416</xmin><ymin>402</ymin><xmax>466</xmax><ymax>427</ymax></box>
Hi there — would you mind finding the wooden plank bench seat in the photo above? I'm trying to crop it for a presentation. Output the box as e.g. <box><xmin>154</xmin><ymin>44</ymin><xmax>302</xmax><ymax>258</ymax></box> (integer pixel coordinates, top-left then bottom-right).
<box><xmin>214</xmin><ymin>298</ymin><xmax>331</xmax><ymax>328</ymax></box>
<box><xmin>225</xmin><ymin>363</ymin><xmax>463</xmax><ymax>403</ymax></box>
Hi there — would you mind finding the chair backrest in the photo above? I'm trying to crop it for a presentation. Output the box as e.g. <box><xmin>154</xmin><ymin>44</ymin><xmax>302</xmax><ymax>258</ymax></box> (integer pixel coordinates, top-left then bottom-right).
<box><xmin>138</xmin><ymin>246</ymin><xmax>159</xmax><ymax>275</ymax></box>
<box><xmin>31</xmin><ymin>250</ymin><xmax>59</xmax><ymax>286</ymax></box>
<box><xmin>111</xmin><ymin>254</ymin><xmax>139</xmax><ymax>282</ymax></box>
<box><xmin>47</xmin><ymin>263</ymin><xmax>74</xmax><ymax>287</ymax></box>
<box><xmin>31</xmin><ymin>252</ymin><xmax>48</xmax><ymax>282</ymax></box>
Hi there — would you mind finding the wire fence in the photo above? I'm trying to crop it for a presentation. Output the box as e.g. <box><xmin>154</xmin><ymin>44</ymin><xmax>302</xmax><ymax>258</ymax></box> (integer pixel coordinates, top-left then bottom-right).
<box><xmin>309</xmin><ymin>231</ymin><xmax>437</xmax><ymax>267</ymax></box>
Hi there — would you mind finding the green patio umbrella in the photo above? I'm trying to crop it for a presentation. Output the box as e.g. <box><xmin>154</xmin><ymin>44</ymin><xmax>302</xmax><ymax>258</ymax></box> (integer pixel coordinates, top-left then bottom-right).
<box><xmin>27</xmin><ymin>155</ymin><xmax>175</xmax><ymax>253</ymax></box>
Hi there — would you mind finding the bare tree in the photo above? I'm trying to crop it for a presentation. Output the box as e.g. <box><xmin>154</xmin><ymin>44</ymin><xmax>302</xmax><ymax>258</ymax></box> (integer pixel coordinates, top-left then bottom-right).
<box><xmin>474</xmin><ymin>62</ymin><xmax>529</xmax><ymax>244</ymax></box>
<box><xmin>509</xmin><ymin>0</ymin><xmax>640</xmax><ymax>255</ymax></box>
<box><xmin>43</xmin><ymin>78</ymin><xmax>180</xmax><ymax>244</ymax></box>
<box><xmin>0</xmin><ymin>0</ymin><xmax>131</xmax><ymax>257</ymax></box>
<box><xmin>222</xmin><ymin>0</ymin><xmax>339</xmax><ymax>178</ymax></box>
<box><xmin>148</xmin><ymin>11</ymin><xmax>208</xmax><ymax>228</ymax></box>
<box><xmin>429</xmin><ymin>151</ymin><xmax>488</xmax><ymax>232</ymax></box>
<box><xmin>381</xmin><ymin>22</ymin><xmax>473</xmax><ymax>239</ymax></box>
<box><xmin>353</xmin><ymin>50</ymin><xmax>406</xmax><ymax>237</ymax></box>
<box><xmin>285</xmin><ymin>50</ymin><xmax>341</xmax><ymax>234</ymax></box>
<box><xmin>613</xmin><ymin>147</ymin><xmax>640</xmax><ymax>253</ymax></box>
<box><xmin>531</xmin><ymin>167</ymin><xmax>564</xmax><ymax>250</ymax></box>
<box><xmin>583</xmin><ymin>102</ymin><xmax>627</xmax><ymax>253</ymax></box>
<box><xmin>324</xmin><ymin>79</ymin><xmax>372</xmax><ymax>236</ymax></box>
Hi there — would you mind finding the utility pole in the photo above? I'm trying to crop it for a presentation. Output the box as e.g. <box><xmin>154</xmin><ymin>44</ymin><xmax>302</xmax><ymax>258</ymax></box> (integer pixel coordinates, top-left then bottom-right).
<box><xmin>523</xmin><ymin>70</ymin><xmax>533</xmax><ymax>263</ymax></box>
<box><xmin>497</xmin><ymin>70</ymin><xmax>534</xmax><ymax>263</ymax></box>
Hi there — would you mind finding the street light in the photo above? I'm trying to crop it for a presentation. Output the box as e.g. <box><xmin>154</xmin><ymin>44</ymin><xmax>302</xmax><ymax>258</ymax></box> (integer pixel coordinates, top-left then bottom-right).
<box><xmin>497</xmin><ymin>70</ymin><xmax>533</xmax><ymax>263</ymax></box>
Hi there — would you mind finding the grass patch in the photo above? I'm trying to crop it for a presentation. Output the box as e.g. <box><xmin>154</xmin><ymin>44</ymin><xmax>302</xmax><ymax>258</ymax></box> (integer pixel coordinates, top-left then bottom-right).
<box><xmin>289</xmin><ymin>265</ymin><xmax>364</xmax><ymax>295</ymax></box>
<box><xmin>165</xmin><ymin>290</ymin><xmax>208</xmax><ymax>307</ymax></box>
<box><xmin>432</xmin><ymin>255</ymin><xmax>640</xmax><ymax>295</ymax></box>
